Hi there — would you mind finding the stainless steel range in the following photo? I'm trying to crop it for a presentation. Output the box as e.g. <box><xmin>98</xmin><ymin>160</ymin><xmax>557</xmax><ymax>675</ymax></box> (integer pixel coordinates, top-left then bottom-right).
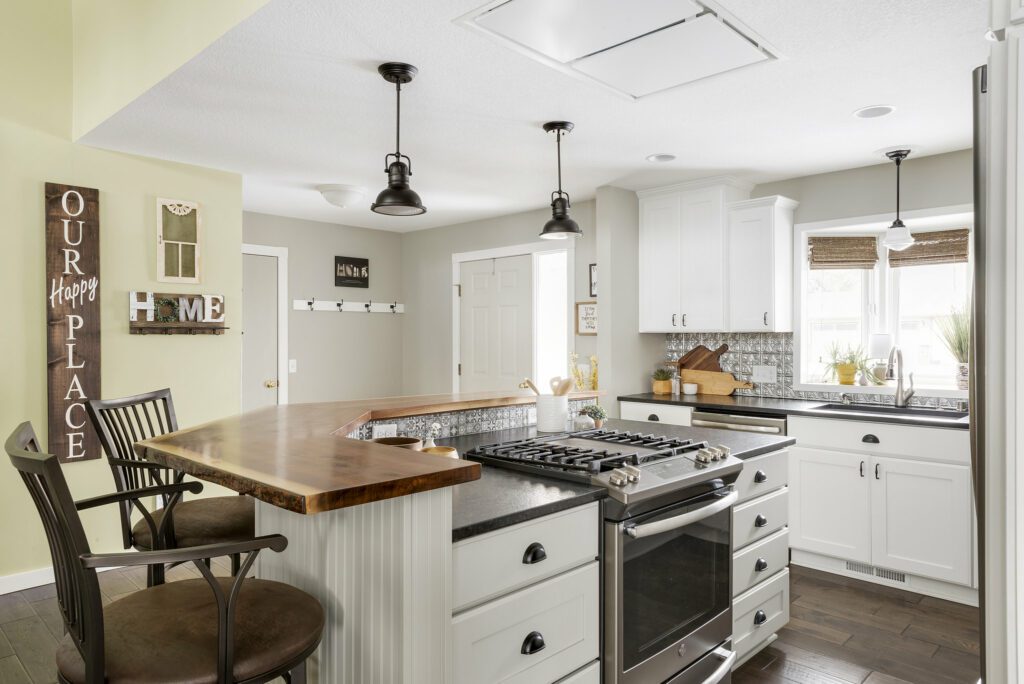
<box><xmin>465</xmin><ymin>429</ymin><xmax>742</xmax><ymax>684</ymax></box>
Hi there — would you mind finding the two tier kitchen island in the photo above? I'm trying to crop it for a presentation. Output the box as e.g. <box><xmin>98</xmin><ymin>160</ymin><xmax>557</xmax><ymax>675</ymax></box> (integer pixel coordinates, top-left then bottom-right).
<box><xmin>135</xmin><ymin>390</ymin><xmax>600</xmax><ymax>684</ymax></box>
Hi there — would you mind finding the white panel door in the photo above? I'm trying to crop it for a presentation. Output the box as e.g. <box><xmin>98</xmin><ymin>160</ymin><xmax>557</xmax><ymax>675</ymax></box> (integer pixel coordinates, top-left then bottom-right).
<box><xmin>871</xmin><ymin>456</ymin><xmax>973</xmax><ymax>585</ymax></box>
<box><xmin>460</xmin><ymin>255</ymin><xmax>533</xmax><ymax>392</ymax></box>
<box><xmin>678</xmin><ymin>187</ymin><xmax>725</xmax><ymax>331</ymax></box>
<box><xmin>789</xmin><ymin>446</ymin><xmax>871</xmax><ymax>563</ymax></box>
<box><xmin>638</xmin><ymin>194</ymin><xmax>681</xmax><ymax>332</ymax></box>
<box><xmin>242</xmin><ymin>253</ymin><xmax>280</xmax><ymax>412</ymax></box>
<box><xmin>727</xmin><ymin>203</ymin><xmax>773</xmax><ymax>331</ymax></box>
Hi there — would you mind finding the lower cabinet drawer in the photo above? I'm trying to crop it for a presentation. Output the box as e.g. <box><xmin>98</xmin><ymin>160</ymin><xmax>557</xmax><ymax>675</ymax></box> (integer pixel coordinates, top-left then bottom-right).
<box><xmin>733</xmin><ymin>568</ymin><xmax>790</xmax><ymax>660</ymax></box>
<box><xmin>556</xmin><ymin>661</ymin><xmax>600</xmax><ymax>683</ymax></box>
<box><xmin>733</xmin><ymin>487</ymin><xmax>788</xmax><ymax>548</ymax></box>
<box><xmin>733</xmin><ymin>528</ymin><xmax>789</xmax><ymax>597</ymax></box>
<box><xmin>735</xmin><ymin>449</ymin><xmax>788</xmax><ymax>504</ymax></box>
<box><xmin>619</xmin><ymin>401</ymin><xmax>692</xmax><ymax>426</ymax></box>
<box><xmin>453</xmin><ymin>562</ymin><xmax>600</xmax><ymax>684</ymax></box>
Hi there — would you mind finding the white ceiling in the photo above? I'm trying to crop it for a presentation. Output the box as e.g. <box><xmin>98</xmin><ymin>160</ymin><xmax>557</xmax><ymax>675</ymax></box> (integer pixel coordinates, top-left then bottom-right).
<box><xmin>81</xmin><ymin>0</ymin><xmax>989</xmax><ymax>232</ymax></box>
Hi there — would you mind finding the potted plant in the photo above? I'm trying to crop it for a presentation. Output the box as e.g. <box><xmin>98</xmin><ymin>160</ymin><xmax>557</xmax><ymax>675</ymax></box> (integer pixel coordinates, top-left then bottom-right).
<box><xmin>652</xmin><ymin>368</ymin><xmax>674</xmax><ymax>395</ymax></box>
<box><xmin>579</xmin><ymin>404</ymin><xmax>607</xmax><ymax>429</ymax></box>
<box><xmin>824</xmin><ymin>343</ymin><xmax>869</xmax><ymax>386</ymax></box>
<box><xmin>936</xmin><ymin>307</ymin><xmax>970</xmax><ymax>390</ymax></box>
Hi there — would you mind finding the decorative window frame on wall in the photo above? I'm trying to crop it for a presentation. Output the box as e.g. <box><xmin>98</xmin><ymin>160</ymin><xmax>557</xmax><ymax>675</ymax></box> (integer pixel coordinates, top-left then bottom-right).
<box><xmin>157</xmin><ymin>198</ymin><xmax>201</xmax><ymax>283</ymax></box>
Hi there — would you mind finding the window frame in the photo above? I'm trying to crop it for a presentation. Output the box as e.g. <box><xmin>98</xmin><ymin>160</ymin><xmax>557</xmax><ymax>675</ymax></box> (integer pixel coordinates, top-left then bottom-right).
<box><xmin>793</xmin><ymin>205</ymin><xmax>973</xmax><ymax>398</ymax></box>
<box><xmin>157</xmin><ymin>197</ymin><xmax>202</xmax><ymax>284</ymax></box>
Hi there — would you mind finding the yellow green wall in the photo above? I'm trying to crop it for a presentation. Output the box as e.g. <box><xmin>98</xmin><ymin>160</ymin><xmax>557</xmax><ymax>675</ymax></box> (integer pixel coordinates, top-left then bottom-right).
<box><xmin>1</xmin><ymin>1</ymin><xmax>243</xmax><ymax>582</ymax></box>
<box><xmin>71</xmin><ymin>0</ymin><xmax>271</xmax><ymax>138</ymax></box>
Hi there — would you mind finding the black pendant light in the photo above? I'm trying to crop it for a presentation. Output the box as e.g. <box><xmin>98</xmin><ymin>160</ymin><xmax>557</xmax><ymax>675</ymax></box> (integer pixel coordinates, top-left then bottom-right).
<box><xmin>371</xmin><ymin>62</ymin><xmax>426</xmax><ymax>216</ymax></box>
<box><xmin>540</xmin><ymin>121</ymin><xmax>582</xmax><ymax>239</ymax></box>
<box><xmin>881</xmin><ymin>149</ymin><xmax>914</xmax><ymax>251</ymax></box>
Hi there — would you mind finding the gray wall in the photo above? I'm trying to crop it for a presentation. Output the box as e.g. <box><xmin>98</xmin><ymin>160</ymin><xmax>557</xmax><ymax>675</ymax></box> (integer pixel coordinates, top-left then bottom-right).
<box><xmin>752</xmin><ymin>149</ymin><xmax>972</xmax><ymax>224</ymax></box>
<box><xmin>400</xmin><ymin>201</ymin><xmax>596</xmax><ymax>395</ymax></box>
<box><xmin>243</xmin><ymin>212</ymin><xmax>404</xmax><ymax>402</ymax></box>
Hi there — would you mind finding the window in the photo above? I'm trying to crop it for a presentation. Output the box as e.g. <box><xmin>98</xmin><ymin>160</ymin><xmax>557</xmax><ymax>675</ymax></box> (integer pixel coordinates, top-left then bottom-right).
<box><xmin>157</xmin><ymin>198</ymin><xmax>201</xmax><ymax>283</ymax></box>
<box><xmin>798</xmin><ymin>227</ymin><xmax>972</xmax><ymax>392</ymax></box>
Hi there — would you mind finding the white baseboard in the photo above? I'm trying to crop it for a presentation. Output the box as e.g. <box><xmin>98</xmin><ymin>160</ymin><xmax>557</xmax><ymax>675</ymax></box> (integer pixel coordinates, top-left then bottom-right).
<box><xmin>0</xmin><ymin>564</ymin><xmax>120</xmax><ymax>596</ymax></box>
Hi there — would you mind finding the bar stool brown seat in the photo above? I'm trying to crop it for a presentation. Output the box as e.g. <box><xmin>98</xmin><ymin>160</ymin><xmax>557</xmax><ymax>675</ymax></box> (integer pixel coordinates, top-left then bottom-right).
<box><xmin>87</xmin><ymin>389</ymin><xmax>256</xmax><ymax>584</ymax></box>
<box><xmin>6</xmin><ymin>422</ymin><xmax>324</xmax><ymax>684</ymax></box>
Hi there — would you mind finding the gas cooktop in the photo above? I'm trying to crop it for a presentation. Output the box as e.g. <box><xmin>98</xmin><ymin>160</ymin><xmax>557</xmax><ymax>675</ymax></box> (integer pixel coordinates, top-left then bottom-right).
<box><xmin>464</xmin><ymin>429</ymin><xmax>742</xmax><ymax>505</ymax></box>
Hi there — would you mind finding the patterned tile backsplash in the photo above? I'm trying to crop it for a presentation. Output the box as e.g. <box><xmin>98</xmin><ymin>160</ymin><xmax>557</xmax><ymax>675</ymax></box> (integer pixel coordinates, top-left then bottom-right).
<box><xmin>665</xmin><ymin>333</ymin><xmax>963</xmax><ymax>408</ymax></box>
<box><xmin>347</xmin><ymin>399</ymin><xmax>598</xmax><ymax>440</ymax></box>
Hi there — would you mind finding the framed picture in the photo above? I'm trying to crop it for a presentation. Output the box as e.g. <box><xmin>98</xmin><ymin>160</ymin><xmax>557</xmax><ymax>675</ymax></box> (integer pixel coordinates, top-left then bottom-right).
<box><xmin>589</xmin><ymin>263</ymin><xmax>597</xmax><ymax>298</ymax></box>
<box><xmin>575</xmin><ymin>301</ymin><xmax>597</xmax><ymax>336</ymax></box>
<box><xmin>335</xmin><ymin>256</ymin><xmax>369</xmax><ymax>288</ymax></box>
<box><xmin>157</xmin><ymin>198</ymin><xmax>201</xmax><ymax>284</ymax></box>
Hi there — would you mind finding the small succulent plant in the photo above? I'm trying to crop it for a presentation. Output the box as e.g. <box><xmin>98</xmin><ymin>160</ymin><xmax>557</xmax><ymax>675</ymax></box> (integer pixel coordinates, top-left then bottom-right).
<box><xmin>652</xmin><ymin>368</ymin><xmax>674</xmax><ymax>381</ymax></box>
<box><xmin>580</xmin><ymin>404</ymin><xmax>607</xmax><ymax>421</ymax></box>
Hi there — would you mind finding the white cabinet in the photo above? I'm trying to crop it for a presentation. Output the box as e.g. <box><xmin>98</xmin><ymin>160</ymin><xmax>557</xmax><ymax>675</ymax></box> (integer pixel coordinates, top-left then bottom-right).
<box><xmin>637</xmin><ymin>177</ymin><xmax>751</xmax><ymax>332</ymax></box>
<box><xmin>725</xmin><ymin>196</ymin><xmax>797</xmax><ymax>332</ymax></box>
<box><xmin>789</xmin><ymin>446</ymin><xmax>872</xmax><ymax>563</ymax></box>
<box><xmin>871</xmin><ymin>456</ymin><xmax>972</xmax><ymax>585</ymax></box>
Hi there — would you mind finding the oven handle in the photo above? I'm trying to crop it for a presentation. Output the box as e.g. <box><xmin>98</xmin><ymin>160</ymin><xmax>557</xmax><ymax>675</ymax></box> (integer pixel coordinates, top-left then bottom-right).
<box><xmin>624</xmin><ymin>489</ymin><xmax>738</xmax><ymax>539</ymax></box>
<box><xmin>691</xmin><ymin>419</ymin><xmax>782</xmax><ymax>434</ymax></box>
<box><xmin>701</xmin><ymin>646</ymin><xmax>737</xmax><ymax>684</ymax></box>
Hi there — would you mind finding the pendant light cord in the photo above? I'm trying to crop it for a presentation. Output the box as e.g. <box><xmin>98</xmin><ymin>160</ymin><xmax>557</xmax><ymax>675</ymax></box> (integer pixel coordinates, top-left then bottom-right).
<box><xmin>395</xmin><ymin>82</ymin><xmax>401</xmax><ymax>157</ymax></box>
<box><xmin>555</xmin><ymin>130</ymin><xmax>563</xmax><ymax>196</ymax></box>
<box><xmin>895</xmin><ymin>156</ymin><xmax>901</xmax><ymax>222</ymax></box>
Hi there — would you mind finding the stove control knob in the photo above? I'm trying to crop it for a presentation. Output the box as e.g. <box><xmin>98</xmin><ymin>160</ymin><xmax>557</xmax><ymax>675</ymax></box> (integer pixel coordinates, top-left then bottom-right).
<box><xmin>707</xmin><ymin>447</ymin><xmax>723</xmax><ymax>461</ymax></box>
<box><xmin>609</xmin><ymin>469</ymin><xmax>630</xmax><ymax>486</ymax></box>
<box><xmin>695</xmin><ymin>449</ymin><xmax>713</xmax><ymax>464</ymax></box>
<box><xmin>715</xmin><ymin>445</ymin><xmax>732</xmax><ymax>459</ymax></box>
<box><xmin>622</xmin><ymin>465</ymin><xmax>642</xmax><ymax>483</ymax></box>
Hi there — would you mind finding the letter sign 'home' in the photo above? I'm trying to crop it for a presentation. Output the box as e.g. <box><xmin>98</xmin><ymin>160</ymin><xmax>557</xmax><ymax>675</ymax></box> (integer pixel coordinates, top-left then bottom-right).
<box><xmin>45</xmin><ymin>183</ymin><xmax>101</xmax><ymax>463</ymax></box>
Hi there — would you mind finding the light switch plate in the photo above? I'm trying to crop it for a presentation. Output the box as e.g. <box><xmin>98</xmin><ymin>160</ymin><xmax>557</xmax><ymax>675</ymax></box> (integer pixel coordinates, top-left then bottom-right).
<box><xmin>289</xmin><ymin>359</ymin><xmax>297</xmax><ymax>373</ymax></box>
<box><xmin>752</xmin><ymin>365</ymin><xmax>778</xmax><ymax>383</ymax></box>
<box><xmin>371</xmin><ymin>424</ymin><xmax>398</xmax><ymax>439</ymax></box>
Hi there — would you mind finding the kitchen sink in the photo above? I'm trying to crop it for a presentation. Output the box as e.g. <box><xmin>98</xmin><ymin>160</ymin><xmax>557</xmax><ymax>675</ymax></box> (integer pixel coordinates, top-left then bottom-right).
<box><xmin>811</xmin><ymin>403</ymin><xmax>969</xmax><ymax>420</ymax></box>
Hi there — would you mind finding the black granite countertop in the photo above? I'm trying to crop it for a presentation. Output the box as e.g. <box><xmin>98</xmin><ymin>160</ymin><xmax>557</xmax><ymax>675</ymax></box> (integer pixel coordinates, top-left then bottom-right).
<box><xmin>443</xmin><ymin>418</ymin><xmax>794</xmax><ymax>541</ymax></box>
<box><xmin>618</xmin><ymin>393</ymin><xmax>970</xmax><ymax>430</ymax></box>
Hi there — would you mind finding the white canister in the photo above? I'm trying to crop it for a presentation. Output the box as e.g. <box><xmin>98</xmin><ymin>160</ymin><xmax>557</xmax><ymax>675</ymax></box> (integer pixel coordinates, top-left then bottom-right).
<box><xmin>536</xmin><ymin>395</ymin><xmax>570</xmax><ymax>432</ymax></box>
<box><xmin>682</xmin><ymin>383</ymin><xmax>699</xmax><ymax>395</ymax></box>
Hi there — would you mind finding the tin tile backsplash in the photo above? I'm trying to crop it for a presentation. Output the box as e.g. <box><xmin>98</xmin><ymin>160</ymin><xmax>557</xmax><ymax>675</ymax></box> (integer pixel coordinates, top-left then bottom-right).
<box><xmin>665</xmin><ymin>333</ymin><xmax>959</xmax><ymax>408</ymax></box>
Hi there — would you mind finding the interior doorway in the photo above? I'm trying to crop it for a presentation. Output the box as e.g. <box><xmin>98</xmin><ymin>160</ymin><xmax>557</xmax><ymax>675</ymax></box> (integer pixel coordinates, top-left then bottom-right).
<box><xmin>241</xmin><ymin>244</ymin><xmax>289</xmax><ymax>411</ymax></box>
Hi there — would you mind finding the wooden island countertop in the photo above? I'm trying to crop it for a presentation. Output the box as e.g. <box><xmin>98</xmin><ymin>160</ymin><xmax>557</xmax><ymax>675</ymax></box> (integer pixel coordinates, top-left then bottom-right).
<box><xmin>135</xmin><ymin>390</ymin><xmax>601</xmax><ymax>514</ymax></box>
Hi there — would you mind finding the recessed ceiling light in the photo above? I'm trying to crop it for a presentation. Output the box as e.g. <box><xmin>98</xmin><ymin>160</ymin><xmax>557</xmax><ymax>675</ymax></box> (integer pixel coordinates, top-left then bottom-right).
<box><xmin>646</xmin><ymin>153</ymin><xmax>676</xmax><ymax>163</ymax></box>
<box><xmin>853</xmin><ymin>105</ymin><xmax>896</xmax><ymax>119</ymax></box>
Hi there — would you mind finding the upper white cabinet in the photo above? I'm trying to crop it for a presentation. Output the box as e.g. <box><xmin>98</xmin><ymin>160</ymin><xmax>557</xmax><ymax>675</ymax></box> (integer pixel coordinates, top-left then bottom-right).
<box><xmin>726</xmin><ymin>196</ymin><xmax>797</xmax><ymax>332</ymax></box>
<box><xmin>637</xmin><ymin>177</ymin><xmax>797</xmax><ymax>333</ymax></box>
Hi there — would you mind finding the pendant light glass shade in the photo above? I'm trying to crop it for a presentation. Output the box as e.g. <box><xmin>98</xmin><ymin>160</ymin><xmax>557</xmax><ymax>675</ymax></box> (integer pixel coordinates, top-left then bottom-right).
<box><xmin>371</xmin><ymin>63</ymin><xmax>426</xmax><ymax>216</ymax></box>
<box><xmin>882</xmin><ymin>150</ymin><xmax>914</xmax><ymax>251</ymax></box>
<box><xmin>540</xmin><ymin>121</ymin><xmax>582</xmax><ymax>240</ymax></box>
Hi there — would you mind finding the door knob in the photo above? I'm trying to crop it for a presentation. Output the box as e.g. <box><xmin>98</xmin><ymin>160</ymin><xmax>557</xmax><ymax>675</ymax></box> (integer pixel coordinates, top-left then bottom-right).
<box><xmin>264</xmin><ymin>380</ymin><xmax>279</xmax><ymax>389</ymax></box>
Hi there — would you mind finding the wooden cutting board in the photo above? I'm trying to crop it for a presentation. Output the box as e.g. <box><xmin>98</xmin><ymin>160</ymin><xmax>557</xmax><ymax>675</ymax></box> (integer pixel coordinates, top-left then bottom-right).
<box><xmin>680</xmin><ymin>369</ymin><xmax>753</xmax><ymax>396</ymax></box>
<box><xmin>677</xmin><ymin>344</ymin><xmax>729</xmax><ymax>373</ymax></box>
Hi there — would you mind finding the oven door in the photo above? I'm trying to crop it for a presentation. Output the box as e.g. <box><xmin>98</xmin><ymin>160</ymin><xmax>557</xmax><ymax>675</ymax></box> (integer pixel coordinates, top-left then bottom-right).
<box><xmin>604</xmin><ymin>486</ymin><xmax>735</xmax><ymax>684</ymax></box>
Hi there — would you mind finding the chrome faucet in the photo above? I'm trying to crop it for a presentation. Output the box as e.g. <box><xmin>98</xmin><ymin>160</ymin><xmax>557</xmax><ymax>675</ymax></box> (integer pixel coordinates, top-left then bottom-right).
<box><xmin>885</xmin><ymin>347</ymin><xmax>915</xmax><ymax>408</ymax></box>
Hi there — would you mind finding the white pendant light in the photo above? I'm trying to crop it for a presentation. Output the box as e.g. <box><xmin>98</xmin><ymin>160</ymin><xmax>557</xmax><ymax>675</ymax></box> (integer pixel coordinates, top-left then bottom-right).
<box><xmin>882</xmin><ymin>150</ymin><xmax>915</xmax><ymax>252</ymax></box>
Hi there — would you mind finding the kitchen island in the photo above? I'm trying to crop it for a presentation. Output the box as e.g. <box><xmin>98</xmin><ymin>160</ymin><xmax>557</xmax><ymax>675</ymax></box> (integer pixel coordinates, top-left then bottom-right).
<box><xmin>135</xmin><ymin>390</ymin><xmax>599</xmax><ymax>684</ymax></box>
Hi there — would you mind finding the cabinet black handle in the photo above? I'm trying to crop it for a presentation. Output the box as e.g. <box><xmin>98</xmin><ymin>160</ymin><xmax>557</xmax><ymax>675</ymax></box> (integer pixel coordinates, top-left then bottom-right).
<box><xmin>521</xmin><ymin>631</ymin><xmax>546</xmax><ymax>655</ymax></box>
<box><xmin>754</xmin><ymin>610</ymin><xmax>768</xmax><ymax>626</ymax></box>
<box><xmin>763</xmin><ymin>312</ymin><xmax>768</xmax><ymax>326</ymax></box>
<box><xmin>522</xmin><ymin>542</ymin><xmax>547</xmax><ymax>565</ymax></box>
<box><xmin>875</xmin><ymin>463</ymin><xmax>881</xmax><ymax>480</ymax></box>
<box><xmin>648</xmin><ymin>414</ymin><xmax>660</xmax><ymax>422</ymax></box>
<box><xmin>672</xmin><ymin>313</ymin><xmax>677</xmax><ymax>327</ymax></box>
<box><xmin>860</xmin><ymin>460</ymin><xmax>865</xmax><ymax>477</ymax></box>
<box><xmin>754</xmin><ymin>514</ymin><xmax>768</xmax><ymax>528</ymax></box>
<box><xmin>681</xmin><ymin>314</ymin><xmax>687</xmax><ymax>327</ymax></box>
<box><xmin>753</xmin><ymin>470</ymin><xmax>768</xmax><ymax>484</ymax></box>
<box><xmin>754</xmin><ymin>558</ymin><xmax>769</xmax><ymax>572</ymax></box>
<box><xmin>862</xmin><ymin>434</ymin><xmax>880</xmax><ymax>444</ymax></box>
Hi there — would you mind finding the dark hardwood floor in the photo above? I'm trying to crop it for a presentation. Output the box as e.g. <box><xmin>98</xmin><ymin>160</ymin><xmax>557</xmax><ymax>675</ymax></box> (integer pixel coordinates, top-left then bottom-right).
<box><xmin>735</xmin><ymin>565</ymin><xmax>981</xmax><ymax>684</ymax></box>
<box><xmin>0</xmin><ymin>560</ymin><xmax>980</xmax><ymax>683</ymax></box>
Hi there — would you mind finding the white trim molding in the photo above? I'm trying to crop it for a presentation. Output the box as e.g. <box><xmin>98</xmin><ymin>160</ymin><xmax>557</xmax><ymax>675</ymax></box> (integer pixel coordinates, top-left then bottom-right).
<box><xmin>241</xmin><ymin>244</ymin><xmax>289</xmax><ymax>405</ymax></box>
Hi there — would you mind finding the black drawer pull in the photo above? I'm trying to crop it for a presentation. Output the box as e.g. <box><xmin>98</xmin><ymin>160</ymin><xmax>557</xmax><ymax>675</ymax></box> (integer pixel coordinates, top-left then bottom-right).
<box><xmin>754</xmin><ymin>558</ymin><xmax>769</xmax><ymax>572</ymax></box>
<box><xmin>862</xmin><ymin>434</ymin><xmax>880</xmax><ymax>444</ymax></box>
<box><xmin>754</xmin><ymin>514</ymin><xmax>768</xmax><ymax>528</ymax></box>
<box><xmin>648</xmin><ymin>414</ymin><xmax>660</xmax><ymax>421</ymax></box>
<box><xmin>754</xmin><ymin>610</ymin><xmax>768</xmax><ymax>626</ymax></box>
<box><xmin>521</xmin><ymin>631</ymin><xmax>546</xmax><ymax>655</ymax></box>
<box><xmin>753</xmin><ymin>470</ymin><xmax>768</xmax><ymax>484</ymax></box>
<box><xmin>522</xmin><ymin>542</ymin><xmax>547</xmax><ymax>565</ymax></box>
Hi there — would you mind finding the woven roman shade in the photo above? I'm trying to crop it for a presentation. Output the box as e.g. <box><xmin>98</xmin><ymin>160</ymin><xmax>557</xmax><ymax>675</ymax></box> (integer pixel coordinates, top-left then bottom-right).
<box><xmin>888</xmin><ymin>228</ymin><xmax>970</xmax><ymax>267</ymax></box>
<box><xmin>807</xmin><ymin>236</ymin><xmax>879</xmax><ymax>270</ymax></box>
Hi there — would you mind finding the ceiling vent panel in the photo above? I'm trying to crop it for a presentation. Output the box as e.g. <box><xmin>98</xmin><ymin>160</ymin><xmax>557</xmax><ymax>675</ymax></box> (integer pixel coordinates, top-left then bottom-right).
<box><xmin>457</xmin><ymin>0</ymin><xmax>780</xmax><ymax>100</ymax></box>
<box><xmin>573</xmin><ymin>14</ymin><xmax>769</xmax><ymax>97</ymax></box>
<box><xmin>475</xmin><ymin>0</ymin><xmax>703</xmax><ymax>64</ymax></box>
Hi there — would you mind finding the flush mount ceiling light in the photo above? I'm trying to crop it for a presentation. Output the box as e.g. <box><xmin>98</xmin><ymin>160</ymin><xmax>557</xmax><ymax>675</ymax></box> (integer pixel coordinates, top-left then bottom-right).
<box><xmin>853</xmin><ymin>104</ymin><xmax>896</xmax><ymax>119</ymax></box>
<box><xmin>882</xmin><ymin>149</ymin><xmax>914</xmax><ymax>251</ymax></box>
<box><xmin>646</xmin><ymin>153</ymin><xmax>676</xmax><ymax>163</ymax></box>
<box><xmin>370</xmin><ymin>62</ymin><xmax>426</xmax><ymax>216</ymax></box>
<box><xmin>539</xmin><ymin>121</ymin><xmax>582</xmax><ymax>240</ymax></box>
<box><xmin>317</xmin><ymin>184</ymin><xmax>366</xmax><ymax>208</ymax></box>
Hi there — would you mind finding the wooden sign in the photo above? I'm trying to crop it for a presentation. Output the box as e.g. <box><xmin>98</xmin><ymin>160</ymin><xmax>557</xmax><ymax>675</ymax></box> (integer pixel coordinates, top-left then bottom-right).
<box><xmin>46</xmin><ymin>183</ymin><xmax>101</xmax><ymax>463</ymax></box>
<box><xmin>129</xmin><ymin>291</ymin><xmax>227</xmax><ymax>335</ymax></box>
